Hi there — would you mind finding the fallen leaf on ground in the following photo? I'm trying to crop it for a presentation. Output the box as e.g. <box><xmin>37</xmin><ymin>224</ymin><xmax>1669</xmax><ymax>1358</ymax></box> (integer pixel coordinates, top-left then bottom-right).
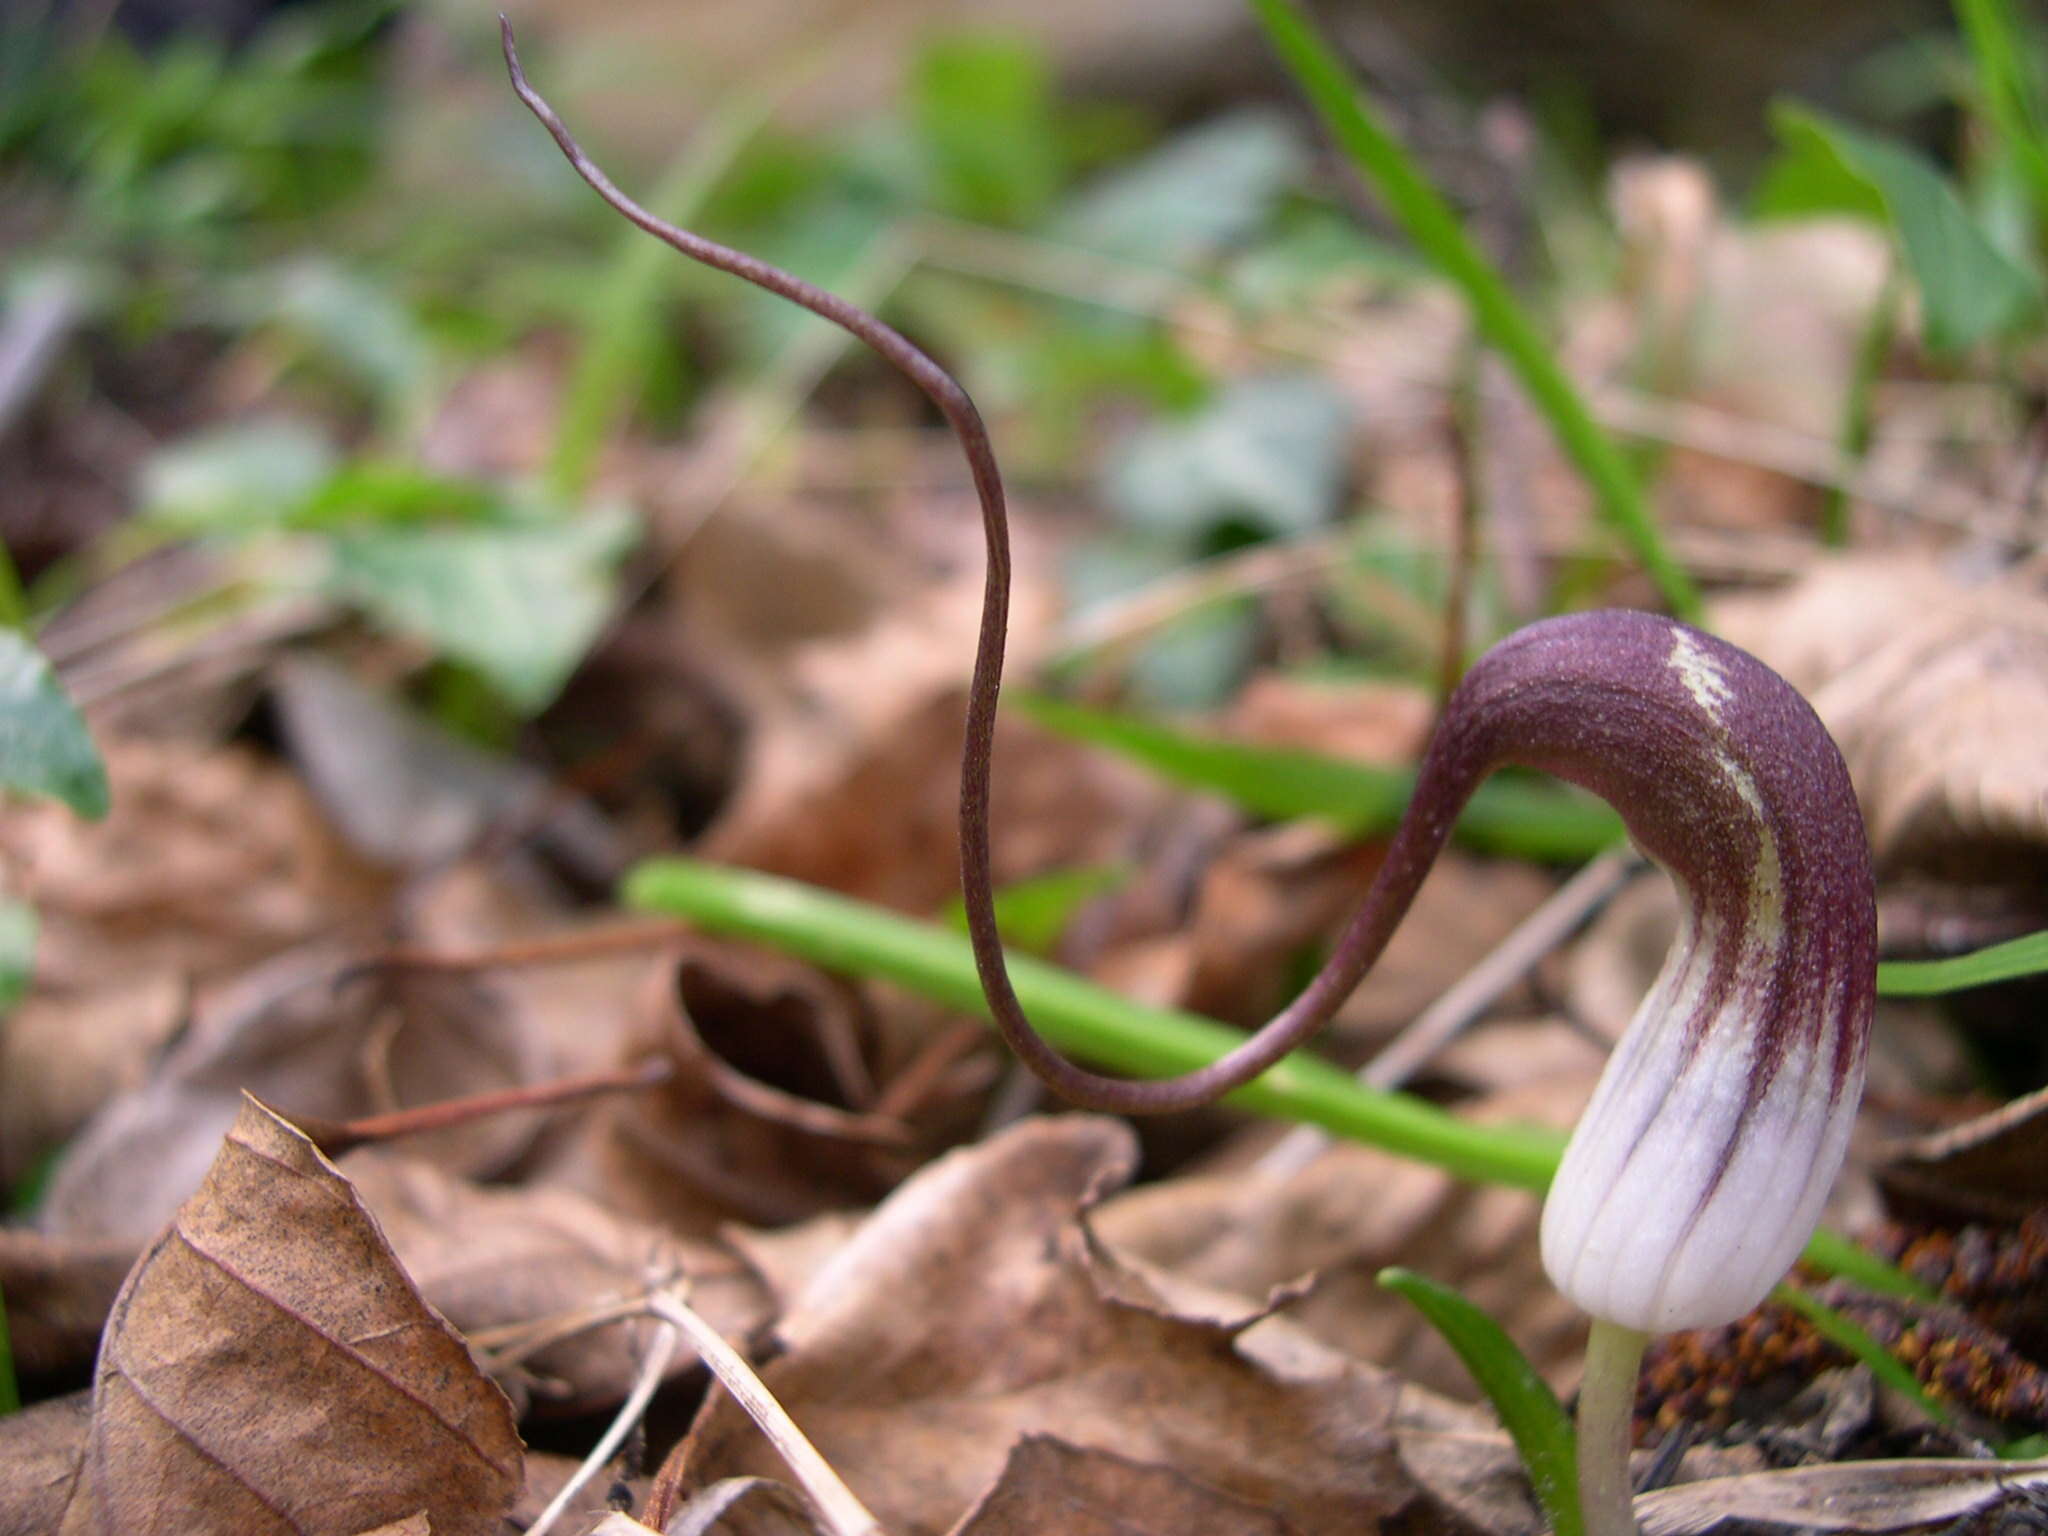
<box><xmin>39</xmin><ymin>944</ymin><xmax>546</xmax><ymax>1244</ymax></box>
<box><xmin>0</xmin><ymin>1230</ymin><xmax>136</xmax><ymax>1383</ymax></box>
<box><xmin>1093</xmin><ymin>1081</ymin><xmax>1589</xmax><ymax>1401</ymax></box>
<box><xmin>55</xmin><ymin>1096</ymin><xmax>522</xmax><ymax>1535</ymax></box>
<box><xmin>537</xmin><ymin>944</ymin><xmax>924</xmax><ymax>1235</ymax></box>
<box><xmin>1636</xmin><ymin>1455</ymin><xmax>2048</xmax><ymax>1535</ymax></box>
<box><xmin>1716</xmin><ymin>556</ymin><xmax>2048</xmax><ymax>904</ymax></box>
<box><xmin>272</xmin><ymin>654</ymin><xmax>622</xmax><ymax>882</ymax></box>
<box><xmin>0</xmin><ymin>1391</ymin><xmax>92</xmax><ymax>1536</ymax></box>
<box><xmin>342</xmin><ymin>1149</ymin><xmax>769</xmax><ymax>1415</ymax></box>
<box><xmin>650</xmin><ymin>1116</ymin><xmax>1421</xmax><ymax>1535</ymax></box>
<box><xmin>657</xmin><ymin>1479</ymin><xmax>826</xmax><ymax>1535</ymax></box>
<box><xmin>0</xmin><ymin>733</ymin><xmax>385</xmax><ymax>1187</ymax></box>
<box><xmin>1877</xmin><ymin>1085</ymin><xmax>2048</xmax><ymax>1225</ymax></box>
<box><xmin>948</xmin><ymin>1435</ymin><xmax>1300</xmax><ymax>1535</ymax></box>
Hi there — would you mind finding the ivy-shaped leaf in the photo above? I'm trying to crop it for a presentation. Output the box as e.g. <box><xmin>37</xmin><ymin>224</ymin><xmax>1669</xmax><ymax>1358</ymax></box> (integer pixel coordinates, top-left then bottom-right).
<box><xmin>0</xmin><ymin>629</ymin><xmax>108</xmax><ymax>819</ymax></box>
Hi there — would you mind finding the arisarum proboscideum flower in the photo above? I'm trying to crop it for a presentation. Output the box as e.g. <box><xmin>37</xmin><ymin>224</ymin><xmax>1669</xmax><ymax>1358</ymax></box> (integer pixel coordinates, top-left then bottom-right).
<box><xmin>502</xmin><ymin>32</ymin><xmax>1877</xmax><ymax>1535</ymax></box>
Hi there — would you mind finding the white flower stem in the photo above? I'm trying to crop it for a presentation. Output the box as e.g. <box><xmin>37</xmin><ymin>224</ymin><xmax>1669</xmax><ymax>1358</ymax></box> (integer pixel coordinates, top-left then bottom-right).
<box><xmin>1577</xmin><ymin>1317</ymin><xmax>1649</xmax><ymax>1536</ymax></box>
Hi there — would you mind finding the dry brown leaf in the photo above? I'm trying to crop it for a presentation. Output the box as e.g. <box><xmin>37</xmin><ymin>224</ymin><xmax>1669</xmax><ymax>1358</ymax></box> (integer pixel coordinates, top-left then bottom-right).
<box><xmin>55</xmin><ymin>1096</ymin><xmax>522</xmax><ymax>1536</ymax></box>
<box><xmin>537</xmin><ymin>945</ymin><xmax>924</xmax><ymax>1236</ymax></box>
<box><xmin>1716</xmin><ymin>556</ymin><xmax>2048</xmax><ymax>897</ymax></box>
<box><xmin>40</xmin><ymin>944</ymin><xmax>545</xmax><ymax>1244</ymax></box>
<box><xmin>0</xmin><ymin>1391</ymin><xmax>91</xmax><ymax>1536</ymax></box>
<box><xmin>1636</xmin><ymin>1456</ymin><xmax>2048</xmax><ymax>1535</ymax></box>
<box><xmin>0</xmin><ymin>734</ymin><xmax>386</xmax><ymax>1188</ymax></box>
<box><xmin>512</xmin><ymin>1451</ymin><xmax>624</xmax><ymax>1534</ymax></box>
<box><xmin>0</xmin><ymin>1230</ymin><xmax>135</xmax><ymax>1382</ymax></box>
<box><xmin>651</xmin><ymin>1117</ymin><xmax>1420</xmax><ymax>1536</ymax></box>
<box><xmin>348</xmin><ymin>1518</ymin><xmax>432</xmax><ymax>1536</ymax></box>
<box><xmin>712</xmin><ymin>694</ymin><xmax>1159</xmax><ymax>919</ymax></box>
<box><xmin>947</xmin><ymin>1435</ymin><xmax>1301</xmax><ymax>1535</ymax></box>
<box><xmin>272</xmin><ymin>655</ymin><xmax>622</xmax><ymax>882</ymax></box>
<box><xmin>588</xmin><ymin>1516</ymin><xmax>668</xmax><ymax>1536</ymax></box>
<box><xmin>1876</xmin><ymin>1085</ymin><xmax>2048</xmax><ymax>1225</ymax></box>
<box><xmin>341</xmin><ymin>1150</ymin><xmax>770</xmax><ymax>1415</ymax></box>
<box><xmin>658</xmin><ymin>1479</ymin><xmax>827</xmax><ymax>1536</ymax></box>
<box><xmin>1094</xmin><ymin>1083</ymin><xmax>1589</xmax><ymax>1400</ymax></box>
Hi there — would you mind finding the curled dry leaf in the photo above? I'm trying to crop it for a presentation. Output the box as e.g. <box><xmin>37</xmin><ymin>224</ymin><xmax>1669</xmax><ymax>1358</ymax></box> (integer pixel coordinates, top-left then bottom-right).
<box><xmin>40</xmin><ymin>943</ymin><xmax>545</xmax><ymax>1244</ymax></box>
<box><xmin>0</xmin><ymin>1230</ymin><xmax>136</xmax><ymax>1382</ymax></box>
<box><xmin>1636</xmin><ymin>1456</ymin><xmax>2048</xmax><ymax>1535</ymax></box>
<box><xmin>0</xmin><ymin>1391</ymin><xmax>93</xmax><ymax>1536</ymax></box>
<box><xmin>539</xmin><ymin>945</ymin><xmax>920</xmax><ymax>1236</ymax></box>
<box><xmin>271</xmin><ymin>654</ymin><xmax>622</xmax><ymax>884</ymax></box>
<box><xmin>947</xmin><ymin>1435</ymin><xmax>1300</xmax><ymax>1536</ymax></box>
<box><xmin>341</xmin><ymin>1149</ymin><xmax>771</xmax><ymax>1415</ymax></box>
<box><xmin>1093</xmin><ymin>1084</ymin><xmax>1589</xmax><ymax>1401</ymax></box>
<box><xmin>0</xmin><ymin>733</ymin><xmax>386</xmax><ymax>1187</ymax></box>
<box><xmin>1877</xmin><ymin>1084</ymin><xmax>2048</xmax><ymax>1225</ymax></box>
<box><xmin>1716</xmin><ymin>556</ymin><xmax>2048</xmax><ymax>902</ymax></box>
<box><xmin>653</xmin><ymin>1116</ymin><xmax>1419</xmax><ymax>1535</ymax></box>
<box><xmin>660</xmin><ymin>1478</ymin><xmax>829</xmax><ymax>1536</ymax></box>
<box><xmin>55</xmin><ymin>1096</ymin><xmax>523</xmax><ymax>1536</ymax></box>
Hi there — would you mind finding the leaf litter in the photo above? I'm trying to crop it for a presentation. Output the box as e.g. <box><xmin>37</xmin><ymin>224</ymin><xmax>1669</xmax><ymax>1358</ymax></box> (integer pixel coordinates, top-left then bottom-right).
<box><xmin>7</xmin><ymin>7</ymin><xmax>2048</xmax><ymax>1534</ymax></box>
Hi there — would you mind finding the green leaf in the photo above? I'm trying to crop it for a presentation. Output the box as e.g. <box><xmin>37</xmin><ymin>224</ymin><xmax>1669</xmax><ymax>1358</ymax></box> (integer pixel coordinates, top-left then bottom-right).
<box><xmin>290</xmin><ymin>462</ymin><xmax>496</xmax><ymax>531</ymax></box>
<box><xmin>1956</xmin><ymin>0</ymin><xmax>2048</xmax><ymax>218</ymax></box>
<box><xmin>1246</xmin><ymin>0</ymin><xmax>1698</xmax><ymax>620</ymax></box>
<box><xmin>1767</xmin><ymin>103</ymin><xmax>2041</xmax><ymax>351</ymax></box>
<box><xmin>327</xmin><ymin>512</ymin><xmax>633</xmax><ymax>713</ymax></box>
<box><xmin>1104</xmin><ymin>374</ymin><xmax>1351</xmax><ymax>543</ymax></box>
<box><xmin>139</xmin><ymin>417</ymin><xmax>336</xmax><ymax>534</ymax></box>
<box><xmin>0</xmin><ymin>1279</ymin><xmax>16</xmax><ymax>1417</ymax></box>
<box><xmin>912</xmin><ymin>33</ymin><xmax>1061</xmax><ymax>226</ymax></box>
<box><xmin>940</xmin><ymin>864</ymin><xmax>1131</xmax><ymax>957</ymax></box>
<box><xmin>1877</xmin><ymin>929</ymin><xmax>2048</xmax><ymax>995</ymax></box>
<box><xmin>247</xmin><ymin>261</ymin><xmax>436</xmax><ymax>426</ymax></box>
<box><xmin>1055</xmin><ymin>109</ymin><xmax>1305</xmax><ymax>265</ymax></box>
<box><xmin>0</xmin><ymin>629</ymin><xmax>108</xmax><ymax>819</ymax></box>
<box><xmin>1379</xmin><ymin>1268</ymin><xmax>1582</xmax><ymax>1536</ymax></box>
<box><xmin>0</xmin><ymin>901</ymin><xmax>35</xmax><ymax>1015</ymax></box>
<box><xmin>1010</xmin><ymin>693</ymin><xmax>1625</xmax><ymax>861</ymax></box>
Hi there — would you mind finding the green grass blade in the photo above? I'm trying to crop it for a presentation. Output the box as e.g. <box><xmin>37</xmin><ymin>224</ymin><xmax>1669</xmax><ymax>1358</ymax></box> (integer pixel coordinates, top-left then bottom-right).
<box><xmin>1013</xmin><ymin>693</ymin><xmax>1625</xmax><ymax>862</ymax></box>
<box><xmin>628</xmin><ymin>856</ymin><xmax>1563</xmax><ymax>1188</ymax></box>
<box><xmin>1245</xmin><ymin>0</ymin><xmax>1699</xmax><ymax>621</ymax></box>
<box><xmin>547</xmin><ymin>74</ymin><xmax>790</xmax><ymax>500</ymax></box>
<box><xmin>1821</xmin><ymin>267</ymin><xmax>1901</xmax><ymax>547</ymax></box>
<box><xmin>1380</xmin><ymin>1267</ymin><xmax>1581</xmax><ymax>1536</ymax></box>
<box><xmin>1878</xmin><ymin>930</ymin><xmax>2048</xmax><ymax>995</ymax></box>
<box><xmin>623</xmin><ymin>855</ymin><xmax>1927</xmax><ymax>1295</ymax></box>
<box><xmin>1955</xmin><ymin>0</ymin><xmax>2048</xmax><ymax>215</ymax></box>
<box><xmin>0</xmin><ymin>1280</ymin><xmax>17</xmax><ymax>1417</ymax></box>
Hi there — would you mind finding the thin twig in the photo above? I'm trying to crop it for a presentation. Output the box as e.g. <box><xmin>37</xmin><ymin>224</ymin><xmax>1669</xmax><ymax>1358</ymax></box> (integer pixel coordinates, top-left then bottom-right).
<box><xmin>647</xmin><ymin>1290</ymin><xmax>884</xmax><ymax>1536</ymax></box>
<box><xmin>525</xmin><ymin>1303</ymin><xmax>683</xmax><ymax>1536</ymax></box>
<box><xmin>296</xmin><ymin>1056</ymin><xmax>675</xmax><ymax>1158</ymax></box>
<box><xmin>1254</xmin><ymin>846</ymin><xmax>1643</xmax><ymax>1180</ymax></box>
<box><xmin>343</xmin><ymin>919</ymin><xmax>687</xmax><ymax>980</ymax></box>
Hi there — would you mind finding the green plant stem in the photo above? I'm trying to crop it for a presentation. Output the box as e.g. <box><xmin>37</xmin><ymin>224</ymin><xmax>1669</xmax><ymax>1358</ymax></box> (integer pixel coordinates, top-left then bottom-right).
<box><xmin>547</xmin><ymin>72</ymin><xmax>791</xmax><ymax>501</ymax></box>
<box><xmin>622</xmin><ymin>857</ymin><xmax>1932</xmax><ymax>1299</ymax></box>
<box><xmin>1821</xmin><ymin>265</ymin><xmax>1900</xmax><ymax>547</ymax></box>
<box><xmin>0</xmin><ymin>549</ymin><xmax>24</xmax><ymax>630</ymax></box>
<box><xmin>1877</xmin><ymin>928</ymin><xmax>2048</xmax><ymax>995</ymax></box>
<box><xmin>627</xmin><ymin>857</ymin><xmax>1563</xmax><ymax>1188</ymax></box>
<box><xmin>1575</xmin><ymin>1318</ymin><xmax>1647</xmax><ymax>1536</ymax></box>
<box><xmin>0</xmin><ymin>1278</ymin><xmax>18</xmax><ymax>1416</ymax></box>
<box><xmin>1245</xmin><ymin>0</ymin><xmax>1699</xmax><ymax>621</ymax></box>
<box><xmin>1382</xmin><ymin>1267</ymin><xmax>1583</xmax><ymax>1536</ymax></box>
